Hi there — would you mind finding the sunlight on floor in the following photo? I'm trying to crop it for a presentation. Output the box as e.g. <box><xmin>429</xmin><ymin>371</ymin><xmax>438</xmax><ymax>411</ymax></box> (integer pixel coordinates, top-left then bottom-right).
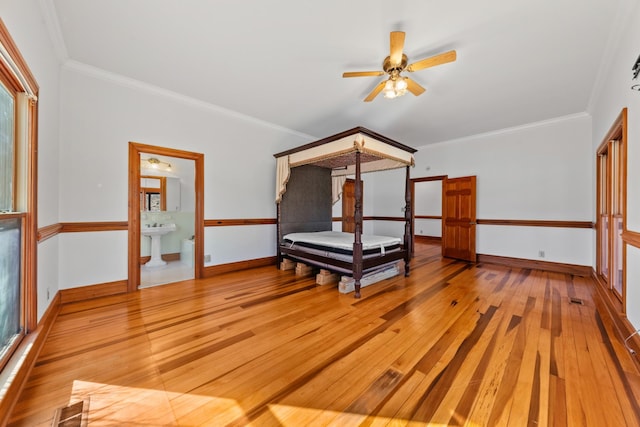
<box><xmin>71</xmin><ymin>380</ymin><xmax>177</xmax><ymax>425</ymax></box>
<box><xmin>68</xmin><ymin>380</ymin><xmax>479</xmax><ymax>426</ymax></box>
<box><xmin>70</xmin><ymin>380</ymin><xmax>244</xmax><ymax>425</ymax></box>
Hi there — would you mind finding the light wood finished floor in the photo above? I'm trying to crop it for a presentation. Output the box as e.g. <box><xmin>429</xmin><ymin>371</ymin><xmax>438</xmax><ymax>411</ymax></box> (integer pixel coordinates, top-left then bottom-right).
<box><xmin>9</xmin><ymin>243</ymin><xmax>640</xmax><ymax>426</ymax></box>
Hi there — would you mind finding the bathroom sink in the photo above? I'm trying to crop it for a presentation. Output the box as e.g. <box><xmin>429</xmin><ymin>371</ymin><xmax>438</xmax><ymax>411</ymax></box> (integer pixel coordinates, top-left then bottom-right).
<box><xmin>141</xmin><ymin>223</ymin><xmax>176</xmax><ymax>236</ymax></box>
<box><xmin>142</xmin><ymin>223</ymin><xmax>177</xmax><ymax>267</ymax></box>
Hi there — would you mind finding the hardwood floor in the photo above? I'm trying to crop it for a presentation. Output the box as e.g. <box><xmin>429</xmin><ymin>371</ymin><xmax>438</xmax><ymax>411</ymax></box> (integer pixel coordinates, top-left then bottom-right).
<box><xmin>9</xmin><ymin>242</ymin><xmax>640</xmax><ymax>426</ymax></box>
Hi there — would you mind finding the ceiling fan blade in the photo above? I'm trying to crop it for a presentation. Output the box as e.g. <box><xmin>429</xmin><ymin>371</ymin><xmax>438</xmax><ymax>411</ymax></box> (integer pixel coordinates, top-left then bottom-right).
<box><xmin>405</xmin><ymin>77</ymin><xmax>426</xmax><ymax>96</ymax></box>
<box><xmin>406</xmin><ymin>50</ymin><xmax>457</xmax><ymax>72</ymax></box>
<box><xmin>364</xmin><ymin>80</ymin><xmax>386</xmax><ymax>102</ymax></box>
<box><xmin>389</xmin><ymin>31</ymin><xmax>405</xmax><ymax>65</ymax></box>
<box><xmin>343</xmin><ymin>71</ymin><xmax>385</xmax><ymax>78</ymax></box>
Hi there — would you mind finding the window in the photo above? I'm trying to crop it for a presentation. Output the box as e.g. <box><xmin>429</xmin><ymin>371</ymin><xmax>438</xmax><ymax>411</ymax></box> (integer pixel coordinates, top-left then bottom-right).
<box><xmin>0</xmin><ymin>18</ymin><xmax>38</xmax><ymax>372</ymax></box>
<box><xmin>0</xmin><ymin>81</ymin><xmax>13</xmax><ymax>211</ymax></box>
<box><xmin>0</xmin><ymin>217</ymin><xmax>21</xmax><ymax>368</ymax></box>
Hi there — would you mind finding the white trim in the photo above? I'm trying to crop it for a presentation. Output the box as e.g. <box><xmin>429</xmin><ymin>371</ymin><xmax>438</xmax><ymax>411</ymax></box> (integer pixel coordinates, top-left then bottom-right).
<box><xmin>62</xmin><ymin>60</ymin><xmax>315</xmax><ymax>141</ymax></box>
<box><xmin>586</xmin><ymin>0</ymin><xmax>638</xmax><ymax>114</ymax></box>
<box><xmin>421</xmin><ymin>112</ymin><xmax>591</xmax><ymax>149</ymax></box>
<box><xmin>37</xmin><ymin>0</ymin><xmax>69</xmax><ymax>61</ymax></box>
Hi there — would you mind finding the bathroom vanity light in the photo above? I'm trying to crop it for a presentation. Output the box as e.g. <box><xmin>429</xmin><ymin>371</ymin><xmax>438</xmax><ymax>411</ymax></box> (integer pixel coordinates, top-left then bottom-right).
<box><xmin>141</xmin><ymin>157</ymin><xmax>172</xmax><ymax>172</ymax></box>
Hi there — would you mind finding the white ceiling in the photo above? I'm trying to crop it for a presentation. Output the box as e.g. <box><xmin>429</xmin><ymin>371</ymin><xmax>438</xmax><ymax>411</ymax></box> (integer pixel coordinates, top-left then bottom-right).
<box><xmin>47</xmin><ymin>0</ymin><xmax>624</xmax><ymax>147</ymax></box>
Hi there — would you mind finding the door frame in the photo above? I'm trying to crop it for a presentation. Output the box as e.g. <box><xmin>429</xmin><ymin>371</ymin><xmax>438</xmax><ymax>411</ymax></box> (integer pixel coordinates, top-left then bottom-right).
<box><xmin>128</xmin><ymin>142</ymin><xmax>205</xmax><ymax>293</ymax></box>
<box><xmin>595</xmin><ymin>108</ymin><xmax>627</xmax><ymax>313</ymax></box>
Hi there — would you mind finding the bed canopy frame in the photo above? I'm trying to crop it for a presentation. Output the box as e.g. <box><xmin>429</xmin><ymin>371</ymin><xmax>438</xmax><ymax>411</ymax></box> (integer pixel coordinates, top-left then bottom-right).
<box><xmin>274</xmin><ymin>127</ymin><xmax>417</xmax><ymax>298</ymax></box>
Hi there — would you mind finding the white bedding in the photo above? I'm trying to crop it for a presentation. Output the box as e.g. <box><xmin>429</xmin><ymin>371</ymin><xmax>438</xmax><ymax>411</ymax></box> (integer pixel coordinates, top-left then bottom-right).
<box><xmin>283</xmin><ymin>231</ymin><xmax>401</xmax><ymax>252</ymax></box>
<box><xmin>285</xmin><ymin>242</ymin><xmax>402</xmax><ymax>262</ymax></box>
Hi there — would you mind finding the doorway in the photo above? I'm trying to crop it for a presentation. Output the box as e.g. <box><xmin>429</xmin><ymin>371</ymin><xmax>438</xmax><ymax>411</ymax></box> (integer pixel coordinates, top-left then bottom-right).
<box><xmin>139</xmin><ymin>155</ymin><xmax>195</xmax><ymax>287</ymax></box>
<box><xmin>411</xmin><ymin>175</ymin><xmax>447</xmax><ymax>255</ymax></box>
<box><xmin>128</xmin><ymin>142</ymin><xmax>204</xmax><ymax>292</ymax></box>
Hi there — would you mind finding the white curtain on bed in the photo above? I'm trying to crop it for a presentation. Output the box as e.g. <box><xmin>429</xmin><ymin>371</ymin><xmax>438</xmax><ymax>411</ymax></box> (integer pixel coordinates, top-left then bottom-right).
<box><xmin>332</xmin><ymin>175</ymin><xmax>347</xmax><ymax>204</ymax></box>
<box><xmin>275</xmin><ymin>155</ymin><xmax>290</xmax><ymax>203</ymax></box>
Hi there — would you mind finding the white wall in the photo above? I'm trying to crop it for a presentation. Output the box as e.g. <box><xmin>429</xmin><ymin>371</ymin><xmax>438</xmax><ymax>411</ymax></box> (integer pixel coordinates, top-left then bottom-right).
<box><xmin>57</xmin><ymin>64</ymin><xmax>310</xmax><ymax>287</ymax></box>
<box><xmin>589</xmin><ymin>0</ymin><xmax>640</xmax><ymax>328</ymax></box>
<box><xmin>370</xmin><ymin>113</ymin><xmax>594</xmax><ymax>266</ymax></box>
<box><xmin>2</xmin><ymin>0</ymin><xmax>62</xmax><ymax>319</ymax></box>
<box><xmin>369</xmin><ymin>168</ymin><xmax>408</xmax><ymax>238</ymax></box>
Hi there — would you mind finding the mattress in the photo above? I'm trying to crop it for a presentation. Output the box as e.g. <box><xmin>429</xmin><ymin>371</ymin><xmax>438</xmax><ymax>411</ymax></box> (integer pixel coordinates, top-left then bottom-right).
<box><xmin>281</xmin><ymin>231</ymin><xmax>405</xmax><ymax>275</ymax></box>
<box><xmin>282</xmin><ymin>231</ymin><xmax>401</xmax><ymax>253</ymax></box>
<box><xmin>284</xmin><ymin>241</ymin><xmax>402</xmax><ymax>262</ymax></box>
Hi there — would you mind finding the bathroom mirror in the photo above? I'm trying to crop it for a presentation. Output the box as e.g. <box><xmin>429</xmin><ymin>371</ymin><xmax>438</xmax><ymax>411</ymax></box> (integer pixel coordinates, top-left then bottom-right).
<box><xmin>141</xmin><ymin>175</ymin><xmax>165</xmax><ymax>212</ymax></box>
<box><xmin>140</xmin><ymin>176</ymin><xmax>181</xmax><ymax>212</ymax></box>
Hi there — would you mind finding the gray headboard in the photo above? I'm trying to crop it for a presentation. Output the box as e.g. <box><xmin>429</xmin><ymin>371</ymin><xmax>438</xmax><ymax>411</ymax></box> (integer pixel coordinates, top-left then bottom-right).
<box><xmin>278</xmin><ymin>165</ymin><xmax>332</xmax><ymax>241</ymax></box>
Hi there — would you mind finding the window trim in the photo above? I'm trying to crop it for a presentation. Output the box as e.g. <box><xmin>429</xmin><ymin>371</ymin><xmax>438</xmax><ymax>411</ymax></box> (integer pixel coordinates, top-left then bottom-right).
<box><xmin>0</xmin><ymin>19</ymin><xmax>38</xmax><ymax>343</ymax></box>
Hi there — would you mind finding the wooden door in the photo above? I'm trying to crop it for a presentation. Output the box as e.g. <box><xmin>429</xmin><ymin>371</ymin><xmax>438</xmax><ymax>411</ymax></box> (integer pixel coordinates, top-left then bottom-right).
<box><xmin>342</xmin><ymin>179</ymin><xmax>357</xmax><ymax>233</ymax></box>
<box><xmin>442</xmin><ymin>176</ymin><xmax>476</xmax><ymax>261</ymax></box>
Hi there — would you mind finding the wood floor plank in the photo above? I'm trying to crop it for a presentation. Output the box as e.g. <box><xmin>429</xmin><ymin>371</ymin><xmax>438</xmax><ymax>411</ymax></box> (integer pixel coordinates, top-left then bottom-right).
<box><xmin>466</xmin><ymin>266</ymin><xmax>538</xmax><ymax>426</ymax></box>
<box><xmin>9</xmin><ymin>242</ymin><xmax>640</xmax><ymax>426</ymax></box>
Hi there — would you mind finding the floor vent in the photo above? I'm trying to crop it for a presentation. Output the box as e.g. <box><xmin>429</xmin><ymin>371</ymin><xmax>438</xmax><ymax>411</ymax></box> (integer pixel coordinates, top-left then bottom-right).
<box><xmin>52</xmin><ymin>399</ymin><xmax>89</xmax><ymax>427</ymax></box>
<box><xmin>569</xmin><ymin>297</ymin><xmax>584</xmax><ymax>305</ymax></box>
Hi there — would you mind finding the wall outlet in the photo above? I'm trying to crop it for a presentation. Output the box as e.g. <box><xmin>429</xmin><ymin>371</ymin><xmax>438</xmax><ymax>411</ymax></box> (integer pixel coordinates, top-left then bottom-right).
<box><xmin>538</xmin><ymin>250</ymin><xmax>545</xmax><ymax>258</ymax></box>
<box><xmin>204</xmin><ymin>254</ymin><xmax>211</xmax><ymax>263</ymax></box>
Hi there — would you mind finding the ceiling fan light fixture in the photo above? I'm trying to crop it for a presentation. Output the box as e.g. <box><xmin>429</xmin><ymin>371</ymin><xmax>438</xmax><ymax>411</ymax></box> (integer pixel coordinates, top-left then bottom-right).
<box><xmin>383</xmin><ymin>77</ymin><xmax>408</xmax><ymax>99</ymax></box>
<box><xmin>343</xmin><ymin>31</ymin><xmax>456</xmax><ymax>102</ymax></box>
<box><xmin>396</xmin><ymin>77</ymin><xmax>408</xmax><ymax>91</ymax></box>
<box><xmin>383</xmin><ymin>79</ymin><xmax>396</xmax><ymax>98</ymax></box>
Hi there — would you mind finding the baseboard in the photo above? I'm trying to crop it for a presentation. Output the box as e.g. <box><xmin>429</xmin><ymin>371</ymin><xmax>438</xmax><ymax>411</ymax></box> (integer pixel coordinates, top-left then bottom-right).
<box><xmin>476</xmin><ymin>253</ymin><xmax>592</xmax><ymax>276</ymax></box>
<box><xmin>0</xmin><ymin>292</ymin><xmax>61</xmax><ymax>426</ymax></box>
<box><xmin>202</xmin><ymin>256</ymin><xmax>277</xmax><ymax>277</ymax></box>
<box><xmin>139</xmin><ymin>252</ymin><xmax>180</xmax><ymax>265</ymax></box>
<box><xmin>591</xmin><ymin>270</ymin><xmax>640</xmax><ymax>372</ymax></box>
<box><xmin>59</xmin><ymin>280</ymin><xmax>128</xmax><ymax>304</ymax></box>
<box><xmin>60</xmin><ymin>256</ymin><xmax>277</xmax><ymax>303</ymax></box>
<box><xmin>415</xmin><ymin>235</ymin><xmax>441</xmax><ymax>243</ymax></box>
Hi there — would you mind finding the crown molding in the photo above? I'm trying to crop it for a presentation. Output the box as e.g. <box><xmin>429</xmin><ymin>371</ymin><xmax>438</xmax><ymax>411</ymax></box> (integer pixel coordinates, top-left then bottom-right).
<box><xmin>422</xmin><ymin>112</ymin><xmax>591</xmax><ymax>149</ymax></box>
<box><xmin>61</xmin><ymin>59</ymin><xmax>315</xmax><ymax>141</ymax></box>
<box><xmin>586</xmin><ymin>0</ymin><xmax>638</xmax><ymax>114</ymax></box>
<box><xmin>37</xmin><ymin>0</ymin><xmax>68</xmax><ymax>62</ymax></box>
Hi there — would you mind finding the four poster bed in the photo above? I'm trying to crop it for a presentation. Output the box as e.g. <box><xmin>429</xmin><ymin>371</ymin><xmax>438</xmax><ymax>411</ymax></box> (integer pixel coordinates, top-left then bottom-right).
<box><xmin>274</xmin><ymin>127</ymin><xmax>416</xmax><ymax>298</ymax></box>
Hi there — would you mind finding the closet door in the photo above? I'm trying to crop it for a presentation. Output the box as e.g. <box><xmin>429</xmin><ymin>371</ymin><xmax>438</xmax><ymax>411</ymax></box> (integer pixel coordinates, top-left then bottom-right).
<box><xmin>442</xmin><ymin>176</ymin><xmax>476</xmax><ymax>262</ymax></box>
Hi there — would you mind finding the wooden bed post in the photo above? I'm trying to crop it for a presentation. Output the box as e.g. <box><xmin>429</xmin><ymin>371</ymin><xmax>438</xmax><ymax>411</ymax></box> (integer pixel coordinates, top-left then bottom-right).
<box><xmin>353</xmin><ymin>151</ymin><xmax>364</xmax><ymax>298</ymax></box>
<box><xmin>276</xmin><ymin>201</ymin><xmax>282</xmax><ymax>268</ymax></box>
<box><xmin>404</xmin><ymin>165</ymin><xmax>412</xmax><ymax>276</ymax></box>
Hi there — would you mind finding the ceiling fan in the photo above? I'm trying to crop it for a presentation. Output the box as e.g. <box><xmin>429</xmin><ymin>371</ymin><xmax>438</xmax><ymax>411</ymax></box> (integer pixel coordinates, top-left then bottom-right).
<box><xmin>343</xmin><ymin>31</ymin><xmax>456</xmax><ymax>102</ymax></box>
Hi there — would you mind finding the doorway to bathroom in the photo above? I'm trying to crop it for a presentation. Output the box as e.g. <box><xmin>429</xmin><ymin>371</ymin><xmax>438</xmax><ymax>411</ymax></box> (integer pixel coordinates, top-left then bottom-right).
<box><xmin>128</xmin><ymin>142</ymin><xmax>204</xmax><ymax>292</ymax></box>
